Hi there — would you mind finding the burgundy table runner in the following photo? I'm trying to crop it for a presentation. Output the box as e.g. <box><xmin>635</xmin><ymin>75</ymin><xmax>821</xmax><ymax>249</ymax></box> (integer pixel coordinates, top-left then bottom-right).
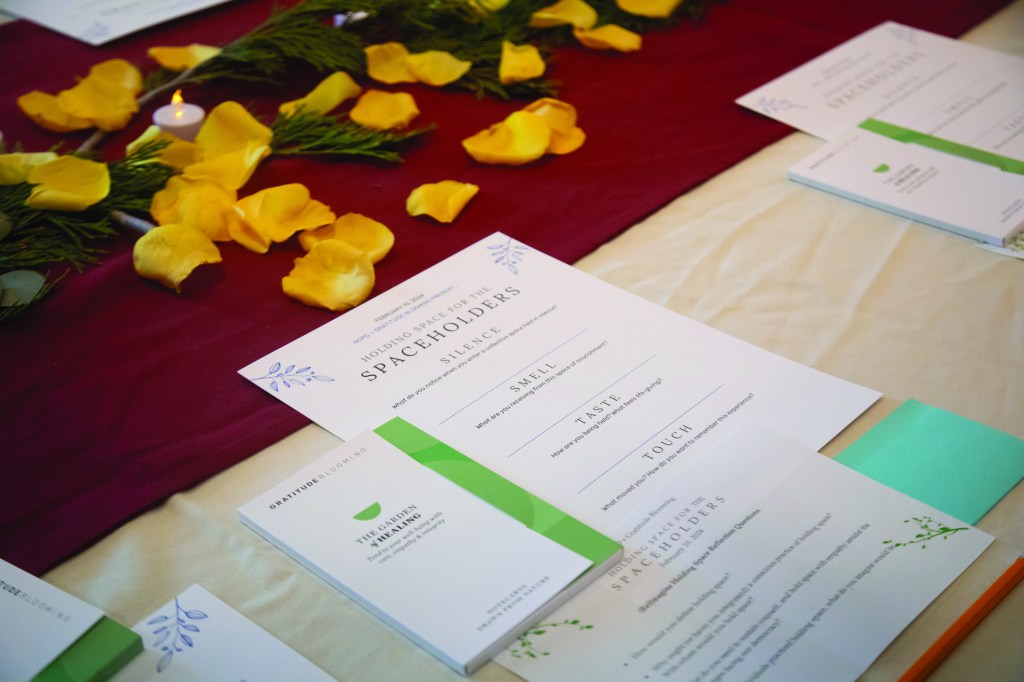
<box><xmin>0</xmin><ymin>0</ymin><xmax>1009</xmax><ymax>574</ymax></box>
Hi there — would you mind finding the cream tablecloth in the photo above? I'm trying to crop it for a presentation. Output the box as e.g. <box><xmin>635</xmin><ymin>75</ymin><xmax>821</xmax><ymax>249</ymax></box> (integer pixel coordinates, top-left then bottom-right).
<box><xmin>43</xmin><ymin>3</ymin><xmax>1024</xmax><ymax>680</ymax></box>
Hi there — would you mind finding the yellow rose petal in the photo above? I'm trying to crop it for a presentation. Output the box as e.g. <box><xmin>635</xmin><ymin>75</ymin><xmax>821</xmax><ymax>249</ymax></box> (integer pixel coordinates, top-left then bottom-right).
<box><xmin>406</xmin><ymin>50</ymin><xmax>472</xmax><ymax>87</ymax></box>
<box><xmin>183</xmin><ymin>143</ymin><xmax>270</xmax><ymax>190</ymax></box>
<box><xmin>406</xmin><ymin>180</ymin><xmax>479</xmax><ymax>223</ymax></box>
<box><xmin>16</xmin><ymin>91</ymin><xmax>92</xmax><ymax>132</ymax></box>
<box><xmin>365</xmin><ymin>42</ymin><xmax>416</xmax><ymax>85</ymax></box>
<box><xmin>299</xmin><ymin>213</ymin><xmax>394</xmax><ymax>264</ymax></box>
<box><xmin>349</xmin><ymin>90</ymin><xmax>420</xmax><ymax>131</ymax></box>
<box><xmin>462</xmin><ymin>111</ymin><xmax>551</xmax><ymax>165</ymax></box>
<box><xmin>279</xmin><ymin>72</ymin><xmax>363</xmax><ymax>117</ymax></box>
<box><xmin>530</xmin><ymin>0</ymin><xmax>598</xmax><ymax>29</ymax></box>
<box><xmin>151</xmin><ymin>176</ymin><xmax>239</xmax><ymax>241</ymax></box>
<box><xmin>148</xmin><ymin>44</ymin><xmax>222</xmax><ymax>71</ymax></box>
<box><xmin>55</xmin><ymin>60</ymin><xmax>141</xmax><ymax>131</ymax></box>
<box><xmin>232</xmin><ymin>183</ymin><xmax>336</xmax><ymax>253</ymax></box>
<box><xmin>499</xmin><ymin>42</ymin><xmax>546</xmax><ymax>84</ymax></box>
<box><xmin>133</xmin><ymin>223</ymin><xmax>222</xmax><ymax>293</ymax></box>
<box><xmin>194</xmin><ymin>101</ymin><xmax>273</xmax><ymax>158</ymax></box>
<box><xmin>88</xmin><ymin>59</ymin><xmax>144</xmax><ymax>95</ymax></box>
<box><xmin>0</xmin><ymin>152</ymin><xmax>59</xmax><ymax>185</ymax></box>
<box><xmin>616</xmin><ymin>0</ymin><xmax>682</xmax><ymax>18</ymax></box>
<box><xmin>25</xmin><ymin>156</ymin><xmax>110</xmax><ymax>212</ymax></box>
<box><xmin>574</xmin><ymin>24</ymin><xmax>642</xmax><ymax>52</ymax></box>
<box><xmin>282</xmin><ymin>239</ymin><xmax>375</xmax><ymax>312</ymax></box>
<box><xmin>126</xmin><ymin>125</ymin><xmax>204</xmax><ymax>170</ymax></box>
<box><xmin>521</xmin><ymin>97</ymin><xmax>586</xmax><ymax>155</ymax></box>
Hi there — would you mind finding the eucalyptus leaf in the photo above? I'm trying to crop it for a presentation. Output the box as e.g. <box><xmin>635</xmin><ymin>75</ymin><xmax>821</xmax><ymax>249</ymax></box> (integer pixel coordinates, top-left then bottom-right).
<box><xmin>0</xmin><ymin>270</ymin><xmax>46</xmax><ymax>306</ymax></box>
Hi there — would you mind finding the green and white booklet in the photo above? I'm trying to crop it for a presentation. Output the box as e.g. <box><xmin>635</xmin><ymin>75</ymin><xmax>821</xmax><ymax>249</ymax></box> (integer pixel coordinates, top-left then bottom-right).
<box><xmin>238</xmin><ymin>417</ymin><xmax>621</xmax><ymax>676</ymax></box>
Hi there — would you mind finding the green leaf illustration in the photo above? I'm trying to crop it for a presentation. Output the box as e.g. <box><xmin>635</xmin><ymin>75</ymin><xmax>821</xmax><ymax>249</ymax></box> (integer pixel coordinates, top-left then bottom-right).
<box><xmin>353</xmin><ymin>502</ymin><xmax>382</xmax><ymax>521</ymax></box>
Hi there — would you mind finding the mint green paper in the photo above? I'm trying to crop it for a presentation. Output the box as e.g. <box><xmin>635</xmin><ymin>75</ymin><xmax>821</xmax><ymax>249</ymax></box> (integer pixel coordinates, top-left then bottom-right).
<box><xmin>859</xmin><ymin>118</ymin><xmax>1024</xmax><ymax>175</ymax></box>
<box><xmin>836</xmin><ymin>399</ymin><xmax>1024</xmax><ymax>524</ymax></box>
<box><xmin>374</xmin><ymin>417</ymin><xmax>620</xmax><ymax>568</ymax></box>
<box><xmin>33</xmin><ymin>617</ymin><xmax>142</xmax><ymax>682</ymax></box>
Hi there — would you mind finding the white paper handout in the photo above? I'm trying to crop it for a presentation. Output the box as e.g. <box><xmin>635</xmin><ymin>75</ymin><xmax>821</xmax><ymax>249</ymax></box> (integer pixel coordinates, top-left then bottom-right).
<box><xmin>736</xmin><ymin>21</ymin><xmax>1024</xmax><ymax>156</ymax></box>
<box><xmin>0</xmin><ymin>0</ymin><xmax>231</xmax><ymax>45</ymax></box>
<box><xmin>496</xmin><ymin>422</ymin><xmax>993</xmax><ymax>681</ymax></box>
<box><xmin>110</xmin><ymin>584</ymin><xmax>334</xmax><ymax>681</ymax></box>
<box><xmin>240</xmin><ymin>234</ymin><xmax>879</xmax><ymax>534</ymax></box>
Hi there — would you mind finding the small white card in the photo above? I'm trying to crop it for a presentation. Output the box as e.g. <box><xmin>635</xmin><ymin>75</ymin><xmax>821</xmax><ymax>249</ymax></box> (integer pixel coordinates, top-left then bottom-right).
<box><xmin>0</xmin><ymin>0</ymin><xmax>231</xmax><ymax>45</ymax></box>
<box><xmin>110</xmin><ymin>584</ymin><xmax>333</xmax><ymax>681</ymax></box>
<box><xmin>238</xmin><ymin>426</ymin><xmax>594</xmax><ymax>675</ymax></box>
<box><xmin>0</xmin><ymin>559</ymin><xmax>103</xmax><ymax>681</ymax></box>
<box><xmin>789</xmin><ymin>126</ymin><xmax>1024</xmax><ymax>246</ymax></box>
<box><xmin>497</xmin><ymin>422</ymin><xmax>993</xmax><ymax>681</ymax></box>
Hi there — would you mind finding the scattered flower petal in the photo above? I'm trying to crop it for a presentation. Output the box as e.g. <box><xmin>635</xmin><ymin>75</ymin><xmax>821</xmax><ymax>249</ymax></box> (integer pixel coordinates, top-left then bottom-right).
<box><xmin>521</xmin><ymin>97</ymin><xmax>586</xmax><ymax>154</ymax></box>
<box><xmin>133</xmin><ymin>223</ymin><xmax>222</xmax><ymax>292</ymax></box>
<box><xmin>25</xmin><ymin>156</ymin><xmax>110</xmax><ymax>211</ymax></box>
<box><xmin>16</xmin><ymin>91</ymin><xmax>92</xmax><ymax>132</ymax></box>
<box><xmin>616</xmin><ymin>0</ymin><xmax>683</xmax><ymax>18</ymax></box>
<box><xmin>55</xmin><ymin>59</ymin><xmax>142</xmax><ymax>131</ymax></box>
<box><xmin>0</xmin><ymin>270</ymin><xmax>46</xmax><ymax>306</ymax></box>
<box><xmin>279</xmin><ymin>72</ymin><xmax>363</xmax><ymax>117</ymax></box>
<box><xmin>406</xmin><ymin>50</ymin><xmax>472</xmax><ymax>86</ymax></box>
<box><xmin>231</xmin><ymin>183</ymin><xmax>336</xmax><ymax>253</ymax></box>
<box><xmin>499</xmin><ymin>42</ymin><xmax>546</xmax><ymax>84</ymax></box>
<box><xmin>282</xmin><ymin>239</ymin><xmax>375</xmax><ymax>312</ymax></box>
<box><xmin>299</xmin><ymin>213</ymin><xmax>394</xmax><ymax>263</ymax></box>
<box><xmin>365</xmin><ymin>42</ymin><xmax>417</xmax><ymax>84</ymax></box>
<box><xmin>148</xmin><ymin>44</ymin><xmax>222</xmax><ymax>71</ymax></box>
<box><xmin>574</xmin><ymin>24</ymin><xmax>642</xmax><ymax>52</ymax></box>
<box><xmin>88</xmin><ymin>59</ymin><xmax>144</xmax><ymax>95</ymax></box>
<box><xmin>406</xmin><ymin>180</ymin><xmax>479</xmax><ymax>223</ymax></box>
<box><xmin>530</xmin><ymin>0</ymin><xmax>598</xmax><ymax>29</ymax></box>
<box><xmin>462</xmin><ymin>111</ymin><xmax>551</xmax><ymax>165</ymax></box>
<box><xmin>150</xmin><ymin>176</ymin><xmax>239</xmax><ymax>241</ymax></box>
<box><xmin>349</xmin><ymin>90</ymin><xmax>420</xmax><ymax>131</ymax></box>
<box><xmin>0</xmin><ymin>152</ymin><xmax>59</xmax><ymax>185</ymax></box>
<box><xmin>182</xmin><ymin>144</ymin><xmax>269</xmax><ymax>190</ymax></box>
<box><xmin>126</xmin><ymin>126</ymin><xmax>204</xmax><ymax>170</ymax></box>
<box><xmin>194</xmin><ymin>101</ymin><xmax>273</xmax><ymax>158</ymax></box>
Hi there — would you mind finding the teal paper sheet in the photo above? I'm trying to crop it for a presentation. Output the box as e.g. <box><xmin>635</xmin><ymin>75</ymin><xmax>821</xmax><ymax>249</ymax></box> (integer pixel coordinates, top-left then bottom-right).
<box><xmin>835</xmin><ymin>399</ymin><xmax>1024</xmax><ymax>524</ymax></box>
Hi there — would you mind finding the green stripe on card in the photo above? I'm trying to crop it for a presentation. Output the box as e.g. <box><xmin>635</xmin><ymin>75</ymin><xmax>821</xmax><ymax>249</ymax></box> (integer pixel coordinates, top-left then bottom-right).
<box><xmin>859</xmin><ymin>118</ymin><xmax>1024</xmax><ymax>175</ymax></box>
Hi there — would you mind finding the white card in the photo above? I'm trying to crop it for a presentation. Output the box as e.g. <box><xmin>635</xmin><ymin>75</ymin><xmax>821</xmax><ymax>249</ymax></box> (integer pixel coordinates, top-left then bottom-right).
<box><xmin>0</xmin><ymin>559</ymin><xmax>103</xmax><ymax>681</ymax></box>
<box><xmin>238</xmin><ymin>426</ymin><xmax>594</xmax><ymax>675</ymax></box>
<box><xmin>110</xmin><ymin>584</ymin><xmax>334</xmax><ymax>681</ymax></box>
<box><xmin>496</xmin><ymin>421</ymin><xmax>993</xmax><ymax>681</ymax></box>
<box><xmin>239</xmin><ymin>233</ymin><xmax>879</xmax><ymax>537</ymax></box>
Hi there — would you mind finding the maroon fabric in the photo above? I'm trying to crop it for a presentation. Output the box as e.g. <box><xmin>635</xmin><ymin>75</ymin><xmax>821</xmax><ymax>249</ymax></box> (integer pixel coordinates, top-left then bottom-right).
<box><xmin>0</xmin><ymin>0</ymin><xmax>1009</xmax><ymax>574</ymax></box>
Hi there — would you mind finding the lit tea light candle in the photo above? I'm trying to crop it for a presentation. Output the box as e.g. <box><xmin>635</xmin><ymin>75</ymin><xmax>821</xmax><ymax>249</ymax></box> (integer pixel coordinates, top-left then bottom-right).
<box><xmin>152</xmin><ymin>89</ymin><xmax>205</xmax><ymax>141</ymax></box>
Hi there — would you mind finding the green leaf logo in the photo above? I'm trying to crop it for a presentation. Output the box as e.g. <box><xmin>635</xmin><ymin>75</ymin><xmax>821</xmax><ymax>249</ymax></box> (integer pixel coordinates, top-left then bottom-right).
<box><xmin>353</xmin><ymin>502</ymin><xmax>381</xmax><ymax>521</ymax></box>
<box><xmin>873</xmin><ymin>163</ymin><xmax>890</xmax><ymax>173</ymax></box>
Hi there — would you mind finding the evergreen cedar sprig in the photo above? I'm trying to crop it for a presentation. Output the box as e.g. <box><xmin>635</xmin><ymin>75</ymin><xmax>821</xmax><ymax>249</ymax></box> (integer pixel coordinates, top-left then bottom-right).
<box><xmin>270</xmin><ymin>110</ymin><xmax>431</xmax><ymax>161</ymax></box>
<box><xmin>0</xmin><ymin>142</ymin><xmax>174</xmax><ymax>273</ymax></box>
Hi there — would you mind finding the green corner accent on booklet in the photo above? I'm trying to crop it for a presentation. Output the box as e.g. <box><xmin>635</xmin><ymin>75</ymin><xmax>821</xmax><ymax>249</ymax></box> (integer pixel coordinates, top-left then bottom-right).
<box><xmin>33</xmin><ymin>617</ymin><xmax>142</xmax><ymax>682</ymax></box>
<box><xmin>835</xmin><ymin>399</ymin><xmax>1024</xmax><ymax>524</ymax></box>
<box><xmin>374</xmin><ymin>417</ymin><xmax>621</xmax><ymax>569</ymax></box>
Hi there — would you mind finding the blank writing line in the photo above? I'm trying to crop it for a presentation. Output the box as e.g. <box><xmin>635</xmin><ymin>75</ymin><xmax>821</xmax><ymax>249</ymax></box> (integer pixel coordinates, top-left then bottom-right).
<box><xmin>576</xmin><ymin>384</ymin><xmax>725</xmax><ymax>495</ymax></box>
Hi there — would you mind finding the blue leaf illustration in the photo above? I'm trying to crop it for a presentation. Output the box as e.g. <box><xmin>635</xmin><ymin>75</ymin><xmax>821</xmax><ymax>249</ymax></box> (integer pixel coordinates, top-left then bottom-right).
<box><xmin>313</xmin><ymin>375</ymin><xmax>334</xmax><ymax>382</ymax></box>
<box><xmin>157</xmin><ymin>651</ymin><xmax>173</xmax><ymax>673</ymax></box>
<box><xmin>181</xmin><ymin>633</ymin><xmax>193</xmax><ymax>648</ymax></box>
<box><xmin>181</xmin><ymin>623</ymin><xmax>200</xmax><ymax>632</ymax></box>
<box><xmin>268</xmin><ymin>362</ymin><xmax>281</xmax><ymax>374</ymax></box>
<box><xmin>284</xmin><ymin>364</ymin><xmax>295</xmax><ymax>373</ymax></box>
<box><xmin>270</xmin><ymin>380</ymin><xmax>279</xmax><ymax>392</ymax></box>
<box><xmin>184</xmin><ymin>610</ymin><xmax>208</xmax><ymax>620</ymax></box>
<box><xmin>148</xmin><ymin>615</ymin><xmax>169</xmax><ymax>624</ymax></box>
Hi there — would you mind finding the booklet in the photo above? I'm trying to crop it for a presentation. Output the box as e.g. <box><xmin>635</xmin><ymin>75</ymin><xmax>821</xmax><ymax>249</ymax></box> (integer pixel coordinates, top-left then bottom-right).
<box><xmin>239</xmin><ymin>233</ymin><xmax>879</xmax><ymax>537</ymax></box>
<box><xmin>0</xmin><ymin>559</ymin><xmax>141</xmax><ymax>682</ymax></box>
<box><xmin>109</xmin><ymin>584</ymin><xmax>334</xmax><ymax>681</ymax></box>
<box><xmin>788</xmin><ymin>123</ymin><xmax>1024</xmax><ymax>246</ymax></box>
<box><xmin>238</xmin><ymin>417</ymin><xmax>619</xmax><ymax>675</ymax></box>
<box><xmin>0</xmin><ymin>0</ymin><xmax>231</xmax><ymax>45</ymax></box>
<box><xmin>496</xmin><ymin>421</ymin><xmax>993</xmax><ymax>681</ymax></box>
<box><xmin>736</xmin><ymin>21</ymin><xmax>1024</xmax><ymax>152</ymax></box>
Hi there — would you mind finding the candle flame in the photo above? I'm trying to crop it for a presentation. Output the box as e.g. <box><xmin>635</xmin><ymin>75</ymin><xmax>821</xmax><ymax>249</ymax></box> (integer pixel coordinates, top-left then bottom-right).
<box><xmin>171</xmin><ymin>89</ymin><xmax>185</xmax><ymax>119</ymax></box>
